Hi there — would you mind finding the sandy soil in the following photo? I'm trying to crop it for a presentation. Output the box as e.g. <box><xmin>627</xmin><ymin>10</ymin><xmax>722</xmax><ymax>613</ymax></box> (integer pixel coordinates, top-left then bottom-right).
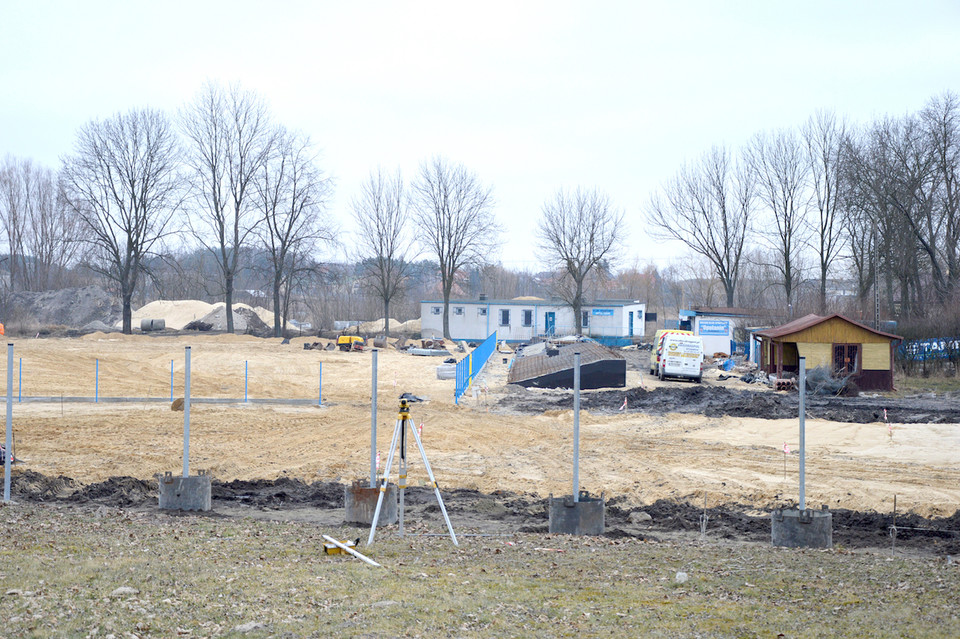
<box><xmin>3</xmin><ymin>334</ymin><xmax>959</xmax><ymax>518</ymax></box>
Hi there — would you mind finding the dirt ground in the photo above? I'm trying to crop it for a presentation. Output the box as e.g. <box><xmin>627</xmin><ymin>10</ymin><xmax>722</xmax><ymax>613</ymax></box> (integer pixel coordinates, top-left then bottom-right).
<box><xmin>4</xmin><ymin>333</ymin><xmax>960</xmax><ymax>554</ymax></box>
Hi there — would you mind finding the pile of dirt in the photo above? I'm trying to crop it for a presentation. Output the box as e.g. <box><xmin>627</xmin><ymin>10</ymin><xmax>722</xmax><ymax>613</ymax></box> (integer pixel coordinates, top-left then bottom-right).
<box><xmin>198</xmin><ymin>305</ymin><xmax>270</xmax><ymax>334</ymax></box>
<box><xmin>495</xmin><ymin>384</ymin><xmax>960</xmax><ymax>424</ymax></box>
<box><xmin>7</xmin><ymin>286</ymin><xmax>121</xmax><ymax>329</ymax></box>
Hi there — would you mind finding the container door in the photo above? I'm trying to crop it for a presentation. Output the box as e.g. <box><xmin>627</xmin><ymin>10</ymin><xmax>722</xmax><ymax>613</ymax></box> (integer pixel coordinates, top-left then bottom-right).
<box><xmin>544</xmin><ymin>312</ymin><xmax>555</xmax><ymax>335</ymax></box>
<box><xmin>628</xmin><ymin>311</ymin><xmax>634</xmax><ymax>337</ymax></box>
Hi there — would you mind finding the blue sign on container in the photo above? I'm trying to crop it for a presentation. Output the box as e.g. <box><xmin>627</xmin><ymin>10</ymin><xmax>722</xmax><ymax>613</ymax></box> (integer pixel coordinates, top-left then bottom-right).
<box><xmin>592</xmin><ymin>308</ymin><xmax>614</xmax><ymax>316</ymax></box>
<box><xmin>698</xmin><ymin>319</ymin><xmax>730</xmax><ymax>336</ymax></box>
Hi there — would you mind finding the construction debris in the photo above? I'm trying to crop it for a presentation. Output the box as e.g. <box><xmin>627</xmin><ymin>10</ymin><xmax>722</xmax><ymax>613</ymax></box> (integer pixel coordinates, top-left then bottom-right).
<box><xmin>321</xmin><ymin>535</ymin><xmax>382</xmax><ymax>567</ymax></box>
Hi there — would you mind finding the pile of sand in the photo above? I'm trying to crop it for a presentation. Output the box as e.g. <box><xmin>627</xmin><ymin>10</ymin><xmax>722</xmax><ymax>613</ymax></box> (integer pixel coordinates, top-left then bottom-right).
<box><xmin>396</xmin><ymin>318</ymin><xmax>421</xmax><ymax>334</ymax></box>
<box><xmin>358</xmin><ymin>318</ymin><xmax>402</xmax><ymax>334</ymax></box>
<box><xmin>129</xmin><ymin>300</ymin><xmax>215</xmax><ymax>330</ymax></box>
<box><xmin>127</xmin><ymin>300</ymin><xmax>289</xmax><ymax>332</ymax></box>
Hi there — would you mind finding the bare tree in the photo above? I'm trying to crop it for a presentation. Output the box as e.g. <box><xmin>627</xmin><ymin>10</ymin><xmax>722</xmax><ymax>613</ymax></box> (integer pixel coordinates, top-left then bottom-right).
<box><xmin>181</xmin><ymin>82</ymin><xmax>274</xmax><ymax>333</ymax></box>
<box><xmin>352</xmin><ymin>168</ymin><xmax>416</xmax><ymax>336</ymax></box>
<box><xmin>646</xmin><ymin>145</ymin><xmax>754</xmax><ymax>306</ymax></box>
<box><xmin>411</xmin><ymin>157</ymin><xmax>497</xmax><ymax>340</ymax></box>
<box><xmin>60</xmin><ymin>109</ymin><xmax>182</xmax><ymax>333</ymax></box>
<box><xmin>537</xmin><ymin>187</ymin><xmax>624</xmax><ymax>335</ymax></box>
<box><xmin>803</xmin><ymin>110</ymin><xmax>848</xmax><ymax>313</ymax></box>
<box><xmin>0</xmin><ymin>155</ymin><xmax>29</xmax><ymax>290</ymax></box>
<box><xmin>922</xmin><ymin>91</ymin><xmax>960</xmax><ymax>295</ymax></box>
<box><xmin>1</xmin><ymin>158</ymin><xmax>87</xmax><ymax>292</ymax></box>
<box><xmin>747</xmin><ymin>128</ymin><xmax>809</xmax><ymax>314</ymax></box>
<box><xmin>256</xmin><ymin>127</ymin><xmax>332</xmax><ymax>336</ymax></box>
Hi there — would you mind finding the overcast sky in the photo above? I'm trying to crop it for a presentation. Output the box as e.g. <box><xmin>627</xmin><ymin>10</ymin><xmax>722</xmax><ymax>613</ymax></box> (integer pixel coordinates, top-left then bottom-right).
<box><xmin>2</xmin><ymin>1</ymin><xmax>958</xmax><ymax>270</ymax></box>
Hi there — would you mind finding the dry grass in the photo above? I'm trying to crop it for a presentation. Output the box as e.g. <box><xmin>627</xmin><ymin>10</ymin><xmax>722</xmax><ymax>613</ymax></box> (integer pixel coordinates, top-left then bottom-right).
<box><xmin>2</xmin><ymin>502</ymin><xmax>959</xmax><ymax>638</ymax></box>
<box><xmin>894</xmin><ymin>372</ymin><xmax>960</xmax><ymax>395</ymax></box>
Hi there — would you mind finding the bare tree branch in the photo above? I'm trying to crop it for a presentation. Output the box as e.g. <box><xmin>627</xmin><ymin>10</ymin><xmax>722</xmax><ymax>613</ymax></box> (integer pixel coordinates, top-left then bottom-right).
<box><xmin>181</xmin><ymin>81</ymin><xmax>275</xmax><ymax>332</ymax></box>
<box><xmin>255</xmin><ymin>127</ymin><xmax>333</xmax><ymax>336</ymax></box>
<box><xmin>536</xmin><ymin>187</ymin><xmax>624</xmax><ymax>335</ymax></box>
<box><xmin>411</xmin><ymin>157</ymin><xmax>497</xmax><ymax>340</ymax></box>
<box><xmin>747</xmin><ymin>128</ymin><xmax>809</xmax><ymax>313</ymax></box>
<box><xmin>60</xmin><ymin>108</ymin><xmax>182</xmax><ymax>333</ymax></box>
<box><xmin>645</xmin><ymin>145</ymin><xmax>753</xmax><ymax>306</ymax></box>
<box><xmin>352</xmin><ymin>167</ymin><xmax>417</xmax><ymax>336</ymax></box>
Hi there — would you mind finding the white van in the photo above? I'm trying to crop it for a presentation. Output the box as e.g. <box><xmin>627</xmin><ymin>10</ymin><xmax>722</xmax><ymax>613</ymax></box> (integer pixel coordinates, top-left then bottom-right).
<box><xmin>657</xmin><ymin>334</ymin><xmax>704</xmax><ymax>383</ymax></box>
<box><xmin>649</xmin><ymin>329</ymin><xmax>694</xmax><ymax>374</ymax></box>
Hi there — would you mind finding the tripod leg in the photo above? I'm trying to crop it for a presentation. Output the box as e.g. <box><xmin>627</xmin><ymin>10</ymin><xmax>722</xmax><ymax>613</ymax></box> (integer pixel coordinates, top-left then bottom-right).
<box><xmin>367</xmin><ymin>418</ymin><xmax>402</xmax><ymax>546</ymax></box>
<box><xmin>410</xmin><ymin>422</ymin><xmax>459</xmax><ymax>546</ymax></box>
<box><xmin>399</xmin><ymin>417</ymin><xmax>407</xmax><ymax>536</ymax></box>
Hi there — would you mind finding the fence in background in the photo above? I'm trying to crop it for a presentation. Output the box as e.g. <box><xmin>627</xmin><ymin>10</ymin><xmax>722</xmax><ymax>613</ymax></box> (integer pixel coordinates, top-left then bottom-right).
<box><xmin>455</xmin><ymin>331</ymin><xmax>497</xmax><ymax>405</ymax></box>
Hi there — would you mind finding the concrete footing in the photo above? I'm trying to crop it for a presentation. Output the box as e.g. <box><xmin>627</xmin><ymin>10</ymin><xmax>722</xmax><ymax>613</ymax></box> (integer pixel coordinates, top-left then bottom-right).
<box><xmin>771</xmin><ymin>506</ymin><xmax>833</xmax><ymax>548</ymax></box>
<box><xmin>344</xmin><ymin>480</ymin><xmax>397</xmax><ymax>525</ymax></box>
<box><xmin>158</xmin><ymin>471</ymin><xmax>212</xmax><ymax>511</ymax></box>
<box><xmin>548</xmin><ymin>492</ymin><xmax>605</xmax><ymax>535</ymax></box>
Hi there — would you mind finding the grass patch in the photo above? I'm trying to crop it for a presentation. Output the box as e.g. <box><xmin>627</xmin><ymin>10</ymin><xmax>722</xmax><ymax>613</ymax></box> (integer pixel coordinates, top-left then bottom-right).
<box><xmin>894</xmin><ymin>373</ymin><xmax>960</xmax><ymax>395</ymax></box>
<box><xmin>1</xmin><ymin>502</ymin><xmax>959</xmax><ymax>637</ymax></box>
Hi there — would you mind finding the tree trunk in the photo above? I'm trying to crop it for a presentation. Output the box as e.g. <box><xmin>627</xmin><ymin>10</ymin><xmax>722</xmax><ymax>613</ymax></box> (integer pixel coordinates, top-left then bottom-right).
<box><xmin>573</xmin><ymin>277</ymin><xmax>584</xmax><ymax>335</ymax></box>
<box><xmin>383</xmin><ymin>299</ymin><xmax>390</xmax><ymax>337</ymax></box>
<box><xmin>724</xmin><ymin>280</ymin><xmax>735</xmax><ymax>307</ymax></box>
<box><xmin>273</xmin><ymin>270</ymin><xmax>282</xmax><ymax>338</ymax></box>
<box><xmin>122</xmin><ymin>292</ymin><xmax>133</xmax><ymax>335</ymax></box>
<box><xmin>819</xmin><ymin>270</ymin><xmax>828</xmax><ymax>315</ymax></box>
<box><xmin>442</xmin><ymin>284</ymin><xmax>452</xmax><ymax>341</ymax></box>
<box><xmin>225</xmin><ymin>272</ymin><xmax>235</xmax><ymax>333</ymax></box>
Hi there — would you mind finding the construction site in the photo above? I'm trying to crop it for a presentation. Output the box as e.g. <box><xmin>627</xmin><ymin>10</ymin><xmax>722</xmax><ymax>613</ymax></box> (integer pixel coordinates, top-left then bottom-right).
<box><xmin>2</xmin><ymin>325</ymin><xmax>959</xmax><ymax>556</ymax></box>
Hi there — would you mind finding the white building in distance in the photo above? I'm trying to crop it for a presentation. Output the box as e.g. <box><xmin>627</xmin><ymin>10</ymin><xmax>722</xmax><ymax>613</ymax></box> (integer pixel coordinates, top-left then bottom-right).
<box><xmin>420</xmin><ymin>296</ymin><xmax>645</xmax><ymax>345</ymax></box>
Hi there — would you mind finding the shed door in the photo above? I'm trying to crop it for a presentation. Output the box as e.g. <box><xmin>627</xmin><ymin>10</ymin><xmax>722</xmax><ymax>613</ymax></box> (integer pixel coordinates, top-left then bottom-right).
<box><xmin>833</xmin><ymin>344</ymin><xmax>860</xmax><ymax>376</ymax></box>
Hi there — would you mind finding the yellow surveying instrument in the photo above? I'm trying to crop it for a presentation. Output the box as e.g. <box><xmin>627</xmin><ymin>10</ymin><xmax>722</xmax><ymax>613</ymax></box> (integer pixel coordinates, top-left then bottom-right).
<box><xmin>367</xmin><ymin>397</ymin><xmax>458</xmax><ymax>546</ymax></box>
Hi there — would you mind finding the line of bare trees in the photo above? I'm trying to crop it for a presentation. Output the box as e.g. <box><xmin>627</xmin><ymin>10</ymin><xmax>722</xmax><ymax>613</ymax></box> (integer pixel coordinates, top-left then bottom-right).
<box><xmin>5</xmin><ymin>85</ymin><xmax>958</xmax><ymax>338</ymax></box>
<box><xmin>646</xmin><ymin>91</ymin><xmax>960</xmax><ymax>327</ymax></box>
<box><xmin>1</xmin><ymin>83</ymin><xmax>336</xmax><ymax>335</ymax></box>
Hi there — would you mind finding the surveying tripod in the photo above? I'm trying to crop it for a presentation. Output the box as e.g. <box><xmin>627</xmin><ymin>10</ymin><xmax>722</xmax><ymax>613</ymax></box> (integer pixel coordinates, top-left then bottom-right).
<box><xmin>367</xmin><ymin>398</ymin><xmax>458</xmax><ymax>546</ymax></box>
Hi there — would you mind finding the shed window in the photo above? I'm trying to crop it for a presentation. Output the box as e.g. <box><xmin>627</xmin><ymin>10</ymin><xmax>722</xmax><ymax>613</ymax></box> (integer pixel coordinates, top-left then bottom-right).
<box><xmin>478</xmin><ymin>307</ymin><xmax>487</xmax><ymax>316</ymax></box>
<box><xmin>833</xmin><ymin>344</ymin><xmax>860</xmax><ymax>375</ymax></box>
<box><xmin>581</xmin><ymin>310</ymin><xmax>590</xmax><ymax>328</ymax></box>
<box><xmin>522</xmin><ymin>309</ymin><xmax>533</xmax><ymax>327</ymax></box>
<box><xmin>431</xmin><ymin>306</ymin><xmax>442</xmax><ymax>315</ymax></box>
<box><xmin>499</xmin><ymin>309</ymin><xmax>510</xmax><ymax>326</ymax></box>
<box><xmin>454</xmin><ymin>306</ymin><xmax>464</xmax><ymax>316</ymax></box>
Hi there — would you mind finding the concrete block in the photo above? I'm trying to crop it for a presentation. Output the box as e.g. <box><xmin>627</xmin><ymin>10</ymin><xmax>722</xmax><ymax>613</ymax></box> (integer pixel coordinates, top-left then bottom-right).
<box><xmin>548</xmin><ymin>492</ymin><xmax>605</xmax><ymax>535</ymax></box>
<box><xmin>158</xmin><ymin>471</ymin><xmax>212</xmax><ymax>511</ymax></box>
<box><xmin>771</xmin><ymin>506</ymin><xmax>833</xmax><ymax>548</ymax></box>
<box><xmin>345</xmin><ymin>480</ymin><xmax>397</xmax><ymax>525</ymax></box>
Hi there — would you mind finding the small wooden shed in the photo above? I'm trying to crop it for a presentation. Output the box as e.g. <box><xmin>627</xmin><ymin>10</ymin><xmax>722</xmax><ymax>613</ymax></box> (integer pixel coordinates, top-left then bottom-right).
<box><xmin>755</xmin><ymin>313</ymin><xmax>902</xmax><ymax>391</ymax></box>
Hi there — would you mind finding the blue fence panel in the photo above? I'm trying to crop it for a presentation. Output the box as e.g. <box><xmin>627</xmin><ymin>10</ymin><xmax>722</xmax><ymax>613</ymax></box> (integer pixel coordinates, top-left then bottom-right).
<box><xmin>455</xmin><ymin>331</ymin><xmax>497</xmax><ymax>404</ymax></box>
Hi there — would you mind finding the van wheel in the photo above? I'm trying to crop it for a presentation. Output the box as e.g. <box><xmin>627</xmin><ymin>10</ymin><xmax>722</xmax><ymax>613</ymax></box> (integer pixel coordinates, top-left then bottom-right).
<box><xmin>658</xmin><ymin>367</ymin><xmax>665</xmax><ymax>382</ymax></box>
<box><xmin>694</xmin><ymin>375</ymin><xmax>702</xmax><ymax>384</ymax></box>
<box><xmin>649</xmin><ymin>367</ymin><xmax>655</xmax><ymax>375</ymax></box>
